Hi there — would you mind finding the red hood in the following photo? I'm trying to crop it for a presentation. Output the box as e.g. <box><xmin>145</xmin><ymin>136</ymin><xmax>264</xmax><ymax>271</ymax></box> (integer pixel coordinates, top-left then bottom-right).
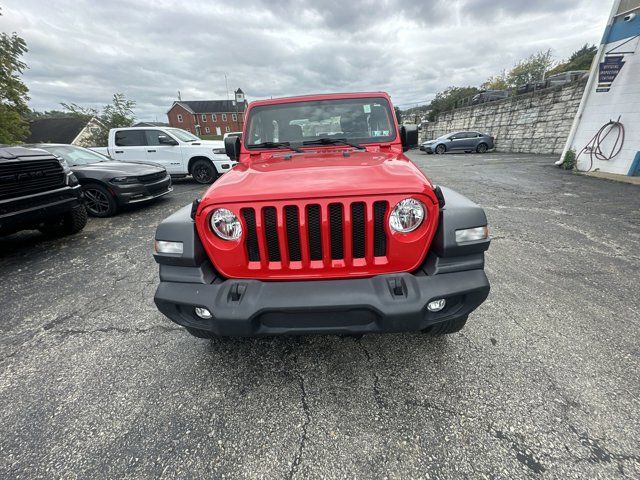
<box><xmin>200</xmin><ymin>150</ymin><xmax>433</xmax><ymax>205</ymax></box>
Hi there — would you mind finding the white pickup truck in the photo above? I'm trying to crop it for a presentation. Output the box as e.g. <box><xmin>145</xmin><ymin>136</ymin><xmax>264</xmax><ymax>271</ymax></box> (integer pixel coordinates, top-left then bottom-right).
<box><xmin>91</xmin><ymin>127</ymin><xmax>235</xmax><ymax>184</ymax></box>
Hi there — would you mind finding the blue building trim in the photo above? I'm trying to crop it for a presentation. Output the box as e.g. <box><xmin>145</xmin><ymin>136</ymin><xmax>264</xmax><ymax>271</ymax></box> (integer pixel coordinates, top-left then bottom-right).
<box><xmin>628</xmin><ymin>152</ymin><xmax>640</xmax><ymax>176</ymax></box>
<box><xmin>604</xmin><ymin>15</ymin><xmax>640</xmax><ymax>45</ymax></box>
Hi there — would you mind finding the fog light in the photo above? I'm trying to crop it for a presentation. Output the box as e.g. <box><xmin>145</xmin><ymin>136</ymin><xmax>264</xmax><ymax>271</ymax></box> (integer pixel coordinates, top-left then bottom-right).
<box><xmin>427</xmin><ymin>299</ymin><xmax>446</xmax><ymax>312</ymax></box>
<box><xmin>194</xmin><ymin>307</ymin><xmax>212</xmax><ymax>319</ymax></box>
<box><xmin>154</xmin><ymin>240</ymin><xmax>183</xmax><ymax>254</ymax></box>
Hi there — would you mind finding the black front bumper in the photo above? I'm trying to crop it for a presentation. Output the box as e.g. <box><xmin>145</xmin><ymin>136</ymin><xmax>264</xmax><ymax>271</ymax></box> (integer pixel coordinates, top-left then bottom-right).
<box><xmin>113</xmin><ymin>175</ymin><xmax>172</xmax><ymax>205</ymax></box>
<box><xmin>0</xmin><ymin>185</ymin><xmax>83</xmax><ymax>234</ymax></box>
<box><xmin>154</xmin><ymin>269</ymin><xmax>489</xmax><ymax>336</ymax></box>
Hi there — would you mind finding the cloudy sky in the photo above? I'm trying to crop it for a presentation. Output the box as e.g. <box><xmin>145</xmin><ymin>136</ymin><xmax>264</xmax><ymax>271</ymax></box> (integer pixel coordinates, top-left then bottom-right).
<box><xmin>2</xmin><ymin>0</ymin><xmax>612</xmax><ymax>120</ymax></box>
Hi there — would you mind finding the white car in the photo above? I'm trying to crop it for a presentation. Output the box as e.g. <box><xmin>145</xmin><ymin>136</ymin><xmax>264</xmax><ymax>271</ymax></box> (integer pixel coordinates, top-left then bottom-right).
<box><xmin>91</xmin><ymin>127</ymin><xmax>235</xmax><ymax>184</ymax></box>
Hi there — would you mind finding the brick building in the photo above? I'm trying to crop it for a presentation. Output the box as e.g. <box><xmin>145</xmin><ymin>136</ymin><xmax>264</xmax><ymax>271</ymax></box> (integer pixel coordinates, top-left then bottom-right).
<box><xmin>166</xmin><ymin>88</ymin><xmax>248</xmax><ymax>137</ymax></box>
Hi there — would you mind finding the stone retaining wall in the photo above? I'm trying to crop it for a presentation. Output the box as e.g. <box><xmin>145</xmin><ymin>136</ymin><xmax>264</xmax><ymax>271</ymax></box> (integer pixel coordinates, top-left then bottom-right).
<box><xmin>421</xmin><ymin>79</ymin><xmax>587</xmax><ymax>154</ymax></box>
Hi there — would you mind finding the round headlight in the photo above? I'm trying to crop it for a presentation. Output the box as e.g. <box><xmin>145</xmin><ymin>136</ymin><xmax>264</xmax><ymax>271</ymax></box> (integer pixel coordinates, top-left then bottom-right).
<box><xmin>210</xmin><ymin>208</ymin><xmax>242</xmax><ymax>240</ymax></box>
<box><xmin>389</xmin><ymin>198</ymin><xmax>425</xmax><ymax>233</ymax></box>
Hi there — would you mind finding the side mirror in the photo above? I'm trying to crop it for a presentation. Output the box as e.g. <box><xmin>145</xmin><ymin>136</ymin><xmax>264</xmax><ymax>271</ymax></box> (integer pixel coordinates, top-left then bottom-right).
<box><xmin>224</xmin><ymin>135</ymin><xmax>241</xmax><ymax>160</ymax></box>
<box><xmin>158</xmin><ymin>135</ymin><xmax>177</xmax><ymax>145</ymax></box>
<box><xmin>400</xmin><ymin>124</ymin><xmax>419</xmax><ymax>152</ymax></box>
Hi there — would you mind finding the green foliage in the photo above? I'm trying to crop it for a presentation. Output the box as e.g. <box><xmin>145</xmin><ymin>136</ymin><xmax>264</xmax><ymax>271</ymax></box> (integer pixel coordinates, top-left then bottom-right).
<box><xmin>62</xmin><ymin>93</ymin><xmax>136</xmax><ymax>146</ymax></box>
<box><xmin>0</xmin><ymin>8</ymin><xmax>30</xmax><ymax>143</ymax></box>
<box><xmin>428</xmin><ymin>86</ymin><xmax>480</xmax><ymax>121</ymax></box>
<box><xmin>546</xmin><ymin>44</ymin><xmax>597</xmax><ymax>77</ymax></box>
<box><xmin>560</xmin><ymin>148</ymin><xmax>576</xmax><ymax>170</ymax></box>
<box><xmin>507</xmin><ymin>50</ymin><xmax>554</xmax><ymax>87</ymax></box>
<box><xmin>481</xmin><ymin>70</ymin><xmax>509</xmax><ymax>90</ymax></box>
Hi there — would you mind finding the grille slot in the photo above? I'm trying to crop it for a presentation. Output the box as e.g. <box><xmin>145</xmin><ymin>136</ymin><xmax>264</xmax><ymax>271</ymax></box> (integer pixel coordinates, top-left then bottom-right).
<box><xmin>351</xmin><ymin>202</ymin><xmax>366</xmax><ymax>258</ymax></box>
<box><xmin>263</xmin><ymin>207</ymin><xmax>281</xmax><ymax>261</ymax></box>
<box><xmin>328</xmin><ymin>203</ymin><xmax>344</xmax><ymax>259</ymax></box>
<box><xmin>284</xmin><ymin>206</ymin><xmax>301</xmax><ymax>262</ymax></box>
<box><xmin>241</xmin><ymin>208</ymin><xmax>260</xmax><ymax>261</ymax></box>
<box><xmin>307</xmin><ymin>204</ymin><xmax>323</xmax><ymax>261</ymax></box>
<box><xmin>139</xmin><ymin>171</ymin><xmax>166</xmax><ymax>183</ymax></box>
<box><xmin>373</xmin><ymin>201</ymin><xmax>388</xmax><ymax>257</ymax></box>
<box><xmin>0</xmin><ymin>160</ymin><xmax>65</xmax><ymax>200</ymax></box>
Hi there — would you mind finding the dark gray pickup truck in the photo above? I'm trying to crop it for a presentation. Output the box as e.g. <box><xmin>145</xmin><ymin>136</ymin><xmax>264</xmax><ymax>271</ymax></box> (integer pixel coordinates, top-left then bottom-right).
<box><xmin>0</xmin><ymin>146</ymin><xmax>87</xmax><ymax>237</ymax></box>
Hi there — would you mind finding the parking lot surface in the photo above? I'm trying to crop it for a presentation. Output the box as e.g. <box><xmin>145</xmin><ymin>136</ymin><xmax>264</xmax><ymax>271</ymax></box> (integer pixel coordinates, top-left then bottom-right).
<box><xmin>1</xmin><ymin>151</ymin><xmax>639</xmax><ymax>479</ymax></box>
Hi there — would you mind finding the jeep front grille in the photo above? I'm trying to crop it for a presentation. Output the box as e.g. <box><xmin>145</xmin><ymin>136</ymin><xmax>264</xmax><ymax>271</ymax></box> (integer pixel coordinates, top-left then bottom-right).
<box><xmin>241</xmin><ymin>200</ymin><xmax>388</xmax><ymax>267</ymax></box>
<box><xmin>0</xmin><ymin>159</ymin><xmax>65</xmax><ymax>200</ymax></box>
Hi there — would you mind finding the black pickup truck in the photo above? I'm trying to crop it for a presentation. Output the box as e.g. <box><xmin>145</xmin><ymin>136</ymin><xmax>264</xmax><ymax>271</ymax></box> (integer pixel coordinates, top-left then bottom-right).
<box><xmin>0</xmin><ymin>146</ymin><xmax>87</xmax><ymax>237</ymax></box>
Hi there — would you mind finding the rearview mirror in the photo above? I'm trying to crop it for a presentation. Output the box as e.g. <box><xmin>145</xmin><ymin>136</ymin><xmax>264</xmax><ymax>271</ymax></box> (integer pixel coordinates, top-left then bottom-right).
<box><xmin>158</xmin><ymin>135</ymin><xmax>178</xmax><ymax>145</ymax></box>
<box><xmin>224</xmin><ymin>135</ymin><xmax>241</xmax><ymax>160</ymax></box>
<box><xmin>400</xmin><ymin>124</ymin><xmax>419</xmax><ymax>152</ymax></box>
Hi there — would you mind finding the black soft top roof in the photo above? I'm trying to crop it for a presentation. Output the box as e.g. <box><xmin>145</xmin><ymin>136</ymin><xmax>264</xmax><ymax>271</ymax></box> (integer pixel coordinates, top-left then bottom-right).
<box><xmin>0</xmin><ymin>146</ymin><xmax>57</xmax><ymax>161</ymax></box>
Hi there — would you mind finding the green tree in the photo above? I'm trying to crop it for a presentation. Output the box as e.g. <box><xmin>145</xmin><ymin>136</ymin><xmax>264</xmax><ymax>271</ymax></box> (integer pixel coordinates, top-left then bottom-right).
<box><xmin>506</xmin><ymin>49</ymin><xmax>554</xmax><ymax>86</ymax></box>
<box><xmin>62</xmin><ymin>93</ymin><xmax>136</xmax><ymax>146</ymax></box>
<box><xmin>546</xmin><ymin>44</ymin><xmax>597</xmax><ymax>77</ymax></box>
<box><xmin>428</xmin><ymin>86</ymin><xmax>480</xmax><ymax>121</ymax></box>
<box><xmin>481</xmin><ymin>70</ymin><xmax>509</xmax><ymax>90</ymax></box>
<box><xmin>0</xmin><ymin>9</ymin><xmax>30</xmax><ymax>143</ymax></box>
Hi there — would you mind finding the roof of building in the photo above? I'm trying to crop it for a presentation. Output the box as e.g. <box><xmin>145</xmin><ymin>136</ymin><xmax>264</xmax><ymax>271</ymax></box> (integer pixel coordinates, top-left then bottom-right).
<box><xmin>170</xmin><ymin>100</ymin><xmax>247</xmax><ymax>114</ymax></box>
<box><xmin>26</xmin><ymin>117</ymin><xmax>90</xmax><ymax>144</ymax></box>
<box><xmin>132</xmin><ymin>121</ymin><xmax>169</xmax><ymax>127</ymax></box>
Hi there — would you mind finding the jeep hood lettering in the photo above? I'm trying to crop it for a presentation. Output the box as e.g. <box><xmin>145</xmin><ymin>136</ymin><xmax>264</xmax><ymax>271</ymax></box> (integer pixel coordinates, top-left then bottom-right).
<box><xmin>201</xmin><ymin>151</ymin><xmax>433</xmax><ymax>204</ymax></box>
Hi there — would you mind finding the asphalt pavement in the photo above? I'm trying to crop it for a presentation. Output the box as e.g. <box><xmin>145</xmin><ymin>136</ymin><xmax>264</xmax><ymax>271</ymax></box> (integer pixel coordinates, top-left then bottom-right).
<box><xmin>1</xmin><ymin>151</ymin><xmax>639</xmax><ymax>479</ymax></box>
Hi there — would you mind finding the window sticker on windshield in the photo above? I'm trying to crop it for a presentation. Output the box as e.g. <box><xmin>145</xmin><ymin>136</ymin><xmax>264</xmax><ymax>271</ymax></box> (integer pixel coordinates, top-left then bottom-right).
<box><xmin>363</xmin><ymin>104</ymin><xmax>371</xmax><ymax>113</ymax></box>
<box><xmin>372</xmin><ymin>130</ymin><xmax>390</xmax><ymax>137</ymax></box>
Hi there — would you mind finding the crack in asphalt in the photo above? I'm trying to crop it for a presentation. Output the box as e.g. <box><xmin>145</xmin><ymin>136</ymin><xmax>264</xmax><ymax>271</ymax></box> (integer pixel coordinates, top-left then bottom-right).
<box><xmin>287</xmin><ymin>372</ymin><xmax>311</xmax><ymax>480</ymax></box>
<box><xmin>357</xmin><ymin>340</ymin><xmax>386</xmax><ymax>409</ymax></box>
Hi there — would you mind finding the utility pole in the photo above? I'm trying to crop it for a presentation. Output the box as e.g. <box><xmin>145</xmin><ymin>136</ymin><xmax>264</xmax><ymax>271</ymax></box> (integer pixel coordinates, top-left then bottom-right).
<box><xmin>224</xmin><ymin>73</ymin><xmax>230</xmax><ymax>101</ymax></box>
<box><xmin>177</xmin><ymin>90</ymin><xmax>181</xmax><ymax>101</ymax></box>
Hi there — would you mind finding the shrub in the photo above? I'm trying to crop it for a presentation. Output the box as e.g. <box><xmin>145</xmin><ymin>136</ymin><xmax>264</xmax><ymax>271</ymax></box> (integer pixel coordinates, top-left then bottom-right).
<box><xmin>561</xmin><ymin>149</ymin><xmax>577</xmax><ymax>170</ymax></box>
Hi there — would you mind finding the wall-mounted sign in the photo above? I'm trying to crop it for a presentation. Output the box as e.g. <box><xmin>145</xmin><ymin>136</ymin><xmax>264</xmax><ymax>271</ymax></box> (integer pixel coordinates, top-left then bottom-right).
<box><xmin>596</xmin><ymin>55</ymin><xmax>625</xmax><ymax>92</ymax></box>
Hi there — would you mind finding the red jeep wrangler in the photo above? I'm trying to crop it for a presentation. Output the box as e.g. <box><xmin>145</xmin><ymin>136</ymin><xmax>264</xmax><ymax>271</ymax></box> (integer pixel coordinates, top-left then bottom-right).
<box><xmin>153</xmin><ymin>92</ymin><xmax>490</xmax><ymax>338</ymax></box>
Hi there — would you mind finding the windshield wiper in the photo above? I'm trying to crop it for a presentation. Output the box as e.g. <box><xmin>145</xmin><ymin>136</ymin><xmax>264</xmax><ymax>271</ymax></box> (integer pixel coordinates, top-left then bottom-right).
<box><xmin>302</xmin><ymin>138</ymin><xmax>365</xmax><ymax>150</ymax></box>
<box><xmin>251</xmin><ymin>141</ymin><xmax>303</xmax><ymax>153</ymax></box>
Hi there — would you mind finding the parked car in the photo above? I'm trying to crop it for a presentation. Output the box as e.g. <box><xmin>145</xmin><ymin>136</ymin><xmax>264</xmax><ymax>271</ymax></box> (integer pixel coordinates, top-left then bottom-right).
<box><xmin>471</xmin><ymin>90</ymin><xmax>508</xmax><ymax>104</ymax></box>
<box><xmin>31</xmin><ymin>144</ymin><xmax>172</xmax><ymax>217</ymax></box>
<box><xmin>516</xmin><ymin>80</ymin><xmax>547</xmax><ymax>94</ymax></box>
<box><xmin>545</xmin><ymin>70</ymin><xmax>589</xmax><ymax>88</ymax></box>
<box><xmin>152</xmin><ymin>91</ymin><xmax>491</xmax><ymax>339</ymax></box>
<box><xmin>420</xmin><ymin>131</ymin><xmax>494</xmax><ymax>154</ymax></box>
<box><xmin>91</xmin><ymin>127</ymin><xmax>235</xmax><ymax>184</ymax></box>
<box><xmin>0</xmin><ymin>146</ymin><xmax>87</xmax><ymax>236</ymax></box>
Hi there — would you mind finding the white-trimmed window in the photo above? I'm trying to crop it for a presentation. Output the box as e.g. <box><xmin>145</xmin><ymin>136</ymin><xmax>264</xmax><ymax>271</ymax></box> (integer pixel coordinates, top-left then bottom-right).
<box><xmin>232</xmin><ymin>113</ymin><xmax>237</xmax><ymax>121</ymax></box>
<box><xmin>225</xmin><ymin>126</ymin><xmax>230</xmax><ymax>132</ymax></box>
<box><xmin>201</xmin><ymin>114</ymin><xmax>207</xmax><ymax>122</ymax></box>
<box><xmin>221</xmin><ymin>113</ymin><xmax>227</xmax><ymax>121</ymax></box>
<box><xmin>177</xmin><ymin>114</ymin><xmax>183</xmax><ymax>123</ymax></box>
<box><xmin>212</xmin><ymin>114</ymin><xmax>217</xmax><ymax>122</ymax></box>
<box><xmin>205</xmin><ymin>127</ymin><xmax>210</xmax><ymax>134</ymax></box>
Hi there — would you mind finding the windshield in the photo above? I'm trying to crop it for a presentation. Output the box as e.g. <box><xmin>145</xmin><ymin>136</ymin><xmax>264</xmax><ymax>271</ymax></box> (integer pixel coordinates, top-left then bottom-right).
<box><xmin>245</xmin><ymin>97</ymin><xmax>396</xmax><ymax>148</ymax></box>
<box><xmin>38</xmin><ymin>145</ymin><xmax>108</xmax><ymax>166</ymax></box>
<box><xmin>168</xmin><ymin>128</ymin><xmax>199</xmax><ymax>142</ymax></box>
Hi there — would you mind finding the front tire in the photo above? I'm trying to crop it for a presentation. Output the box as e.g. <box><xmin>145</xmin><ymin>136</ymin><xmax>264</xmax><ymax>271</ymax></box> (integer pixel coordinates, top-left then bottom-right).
<box><xmin>39</xmin><ymin>205</ymin><xmax>88</xmax><ymax>237</ymax></box>
<box><xmin>83</xmin><ymin>184</ymin><xmax>118</xmax><ymax>217</ymax></box>
<box><xmin>476</xmin><ymin>143</ymin><xmax>488</xmax><ymax>153</ymax></box>
<box><xmin>191</xmin><ymin>159</ymin><xmax>219</xmax><ymax>184</ymax></box>
<box><xmin>435</xmin><ymin>144</ymin><xmax>446</xmax><ymax>154</ymax></box>
<box><xmin>424</xmin><ymin>316</ymin><xmax>468</xmax><ymax>336</ymax></box>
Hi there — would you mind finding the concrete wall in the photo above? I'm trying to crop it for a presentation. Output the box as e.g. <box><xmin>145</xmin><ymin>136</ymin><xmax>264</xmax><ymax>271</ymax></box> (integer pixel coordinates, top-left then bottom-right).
<box><xmin>422</xmin><ymin>79</ymin><xmax>587</xmax><ymax>155</ymax></box>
